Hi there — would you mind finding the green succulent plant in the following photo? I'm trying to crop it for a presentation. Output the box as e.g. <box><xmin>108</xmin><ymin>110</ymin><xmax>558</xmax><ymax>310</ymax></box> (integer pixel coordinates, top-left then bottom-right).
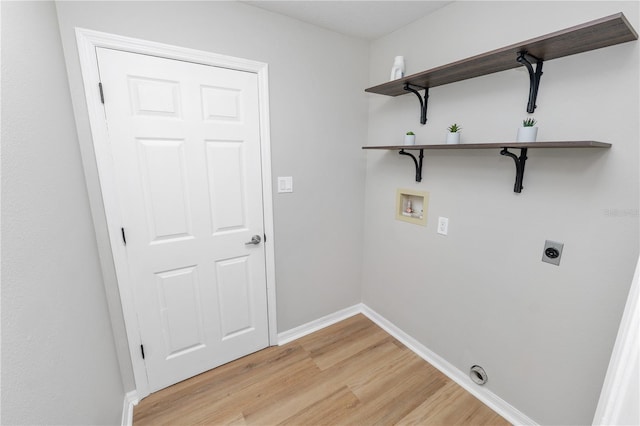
<box><xmin>522</xmin><ymin>118</ymin><xmax>537</xmax><ymax>127</ymax></box>
<box><xmin>447</xmin><ymin>123</ymin><xmax>462</xmax><ymax>133</ymax></box>
<box><xmin>406</xmin><ymin>131</ymin><xmax>415</xmax><ymax>135</ymax></box>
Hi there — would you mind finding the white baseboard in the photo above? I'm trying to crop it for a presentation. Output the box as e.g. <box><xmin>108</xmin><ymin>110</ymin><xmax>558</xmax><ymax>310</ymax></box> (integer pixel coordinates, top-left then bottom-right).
<box><xmin>359</xmin><ymin>305</ymin><xmax>537</xmax><ymax>426</ymax></box>
<box><xmin>121</xmin><ymin>390</ymin><xmax>139</xmax><ymax>426</ymax></box>
<box><xmin>277</xmin><ymin>304</ymin><xmax>362</xmax><ymax>345</ymax></box>
<box><xmin>277</xmin><ymin>303</ymin><xmax>536</xmax><ymax>426</ymax></box>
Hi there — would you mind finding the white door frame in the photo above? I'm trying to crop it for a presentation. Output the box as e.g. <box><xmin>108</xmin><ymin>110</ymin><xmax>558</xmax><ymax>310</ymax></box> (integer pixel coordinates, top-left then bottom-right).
<box><xmin>75</xmin><ymin>28</ymin><xmax>278</xmax><ymax>399</ymax></box>
<box><xmin>593</xmin><ymin>255</ymin><xmax>639</xmax><ymax>425</ymax></box>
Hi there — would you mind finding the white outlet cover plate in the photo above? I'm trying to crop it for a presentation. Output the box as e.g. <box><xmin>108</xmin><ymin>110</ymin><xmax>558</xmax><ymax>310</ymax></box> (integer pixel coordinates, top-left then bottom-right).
<box><xmin>437</xmin><ymin>217</ymin><xmax>448</xmax><ymax>235</ymax></box>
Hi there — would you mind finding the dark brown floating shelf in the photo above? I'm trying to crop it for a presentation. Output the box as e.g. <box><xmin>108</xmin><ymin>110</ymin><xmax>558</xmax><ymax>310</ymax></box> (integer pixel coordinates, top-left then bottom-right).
<box><xmin>366</xmin><ymin>13</ymin><xmax>638</xmax><ymax>122</ymax></box>
<box><xmin>362</xmin><ymin>141</ymin><xmax>612</xmax><ymax>150</ymax></box>
<box><xmin>362</xmin><ymin>141</ymin><xmax>612</xmax><ymax>193</ymax></box>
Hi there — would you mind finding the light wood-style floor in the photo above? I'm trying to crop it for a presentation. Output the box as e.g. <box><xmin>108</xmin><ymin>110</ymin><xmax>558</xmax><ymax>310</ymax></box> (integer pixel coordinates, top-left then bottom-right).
<box><xmin>133</xmin><ymin>314</ymin><xmax>510</xmax><ymax>425</ymax></box>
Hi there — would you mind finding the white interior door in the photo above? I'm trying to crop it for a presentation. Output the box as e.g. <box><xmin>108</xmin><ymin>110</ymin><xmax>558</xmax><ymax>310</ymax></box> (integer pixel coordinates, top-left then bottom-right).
<box><xmin>96</xmin><ymin>47</ymin><xmax>269</xmax><ymax>393</ymax></box>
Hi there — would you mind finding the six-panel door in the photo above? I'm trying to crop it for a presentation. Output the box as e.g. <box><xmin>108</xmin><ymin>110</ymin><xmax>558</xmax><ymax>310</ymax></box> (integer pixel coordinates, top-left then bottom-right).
<box><xmin>96</xmin><ymin>47</ymin><xmax>269</xmax><ymax>392</ymax></box>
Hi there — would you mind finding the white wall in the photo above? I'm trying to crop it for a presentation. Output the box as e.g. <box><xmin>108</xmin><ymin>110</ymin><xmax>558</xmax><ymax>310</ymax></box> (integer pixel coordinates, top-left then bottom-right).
<box><xmin>54</xmin><ymin>0</ymin><xmax>369</xmax><ymax>392</ymax></box>
<box><xmin>362</xmin><ymin>2</ymin><xmax>639</xmax><ymax>425</ymax></box>
<box><xmin>7</xmin><ymin>2</ymin><xmax>635</xmax><ymax>424</ymax></box>
<box><xmin>1</xmin><ymin>1</ymin><xmax>125</xmax><ymax>424</ymax></box>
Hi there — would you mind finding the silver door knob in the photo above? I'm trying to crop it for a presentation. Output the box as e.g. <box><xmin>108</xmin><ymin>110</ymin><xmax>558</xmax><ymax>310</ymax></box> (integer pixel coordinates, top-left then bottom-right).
<box><xmin>245</xmin><ymin>235</ymin><xmax>262</xmax><ymax>245</ymax></box>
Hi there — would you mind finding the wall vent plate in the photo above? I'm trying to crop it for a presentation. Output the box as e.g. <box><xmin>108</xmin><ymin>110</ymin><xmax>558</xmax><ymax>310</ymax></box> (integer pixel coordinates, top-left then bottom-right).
<box><xmin>542</xmin><ymin>240</ymin><xmax>564</xmax><ymax>266</ymax></box>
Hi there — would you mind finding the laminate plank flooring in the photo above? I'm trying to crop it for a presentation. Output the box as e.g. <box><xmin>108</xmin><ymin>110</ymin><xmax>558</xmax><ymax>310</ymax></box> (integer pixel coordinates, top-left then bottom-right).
<box><xmin>133</xmin><ymin>314</ymin><xmax>511</xmax><ymax>425</ymax></box>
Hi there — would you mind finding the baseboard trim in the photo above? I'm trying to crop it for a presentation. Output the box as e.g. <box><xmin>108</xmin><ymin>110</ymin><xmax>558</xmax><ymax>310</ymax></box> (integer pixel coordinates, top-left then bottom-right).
<box><xmin>277</xmin><ymin>303</ymin><xmax>536</xmax><ymax>425</ymax></box>
<box><xmin>121</xmin><ymin>390</ymin><xmax>139</xmax><ymax>426</ymax></box>
<box><xmin>360</xmin><ymin>305</ymin><xmax>537</xmax><ymax>426</ymax></box>
<box><xmin>277</xmin><ymin>304</ymin><xmax>362</xmax><ymax>345</ymax></box>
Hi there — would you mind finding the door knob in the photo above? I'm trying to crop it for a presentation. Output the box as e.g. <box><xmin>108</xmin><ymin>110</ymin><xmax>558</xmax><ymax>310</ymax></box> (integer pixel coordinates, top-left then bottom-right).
<box><xmin>245</xmin><ymin>235</ymin><xmax>262</xmax><ymax>245</ymax></box>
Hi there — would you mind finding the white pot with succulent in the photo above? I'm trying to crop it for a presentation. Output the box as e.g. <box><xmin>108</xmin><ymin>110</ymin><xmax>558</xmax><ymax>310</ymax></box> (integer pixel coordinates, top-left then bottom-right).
<box><xmin>517</xmin><ymin>118</ymin><xmax>538</xmax><ymax>142</ymax></box>
<box><xmin>404</xmin><ymin>131</ymin><xmax>416</xmax><ymax>145</ymax></box>
<box><xmin>446</xmin><ymin>123</ymin><xmax>461</xmax><ymax>144</ymax></box>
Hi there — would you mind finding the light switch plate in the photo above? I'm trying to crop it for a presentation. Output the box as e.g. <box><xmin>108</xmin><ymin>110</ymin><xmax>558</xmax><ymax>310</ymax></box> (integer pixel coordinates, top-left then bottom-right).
<box><xmin>277</xmin><ymin>176</ymin><xmax>293</xmax><ymax>193</ymax></box>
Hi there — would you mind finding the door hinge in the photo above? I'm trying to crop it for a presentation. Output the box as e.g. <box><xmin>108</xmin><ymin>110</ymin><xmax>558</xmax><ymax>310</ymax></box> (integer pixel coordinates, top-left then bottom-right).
<box><xmin>264</xmin><ymin>233</ymin><xmax>267</xmax><ymax>243</ymax></box>
<box><xmin>99</xmin><ymin>82</ymin><xmax>105</xmax><ymax>104</ymax></box>
<box><xmin>121</xmin><ymin>227</ymin><xmax>127</xmax><ymax>245</ymax></box>
<box><xmin>140</xmin><ymin>344</ymin><xmax>145</xmax><ymax>359</ymax></box>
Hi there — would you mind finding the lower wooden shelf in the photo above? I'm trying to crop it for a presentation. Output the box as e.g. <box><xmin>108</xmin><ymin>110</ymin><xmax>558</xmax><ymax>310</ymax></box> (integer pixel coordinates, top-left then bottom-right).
<box><xmin>362</xmin><ymin>141</ymin><xmax>612</xmax><ymax>193</ymax></box>
<box><xmin>363</xmin><ymin>141</ymin><xmax>611</xmax><ymax>150</ymax></box>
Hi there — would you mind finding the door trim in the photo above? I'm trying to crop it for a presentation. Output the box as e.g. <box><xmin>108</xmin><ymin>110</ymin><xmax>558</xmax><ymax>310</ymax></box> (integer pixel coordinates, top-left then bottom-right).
<box><xmin>75</xmin><ymin>28</ymin><xmax>277</xmax><ymax>399</ymax></box>
<box><xmin>593</xmin><ymin>255</ymin><xmax>639</xmax><ymax>425</ymax></box>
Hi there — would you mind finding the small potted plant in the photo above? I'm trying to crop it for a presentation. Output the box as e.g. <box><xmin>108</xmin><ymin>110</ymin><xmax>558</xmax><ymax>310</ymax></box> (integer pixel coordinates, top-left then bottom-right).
<box><xmin>446</xmin><ymin>123</ymin><xmax>461</xmax><ymax>144</ymax></box>
<box><xmin>404</xmin><ymin>131</ymin><xmax>416</xmax><ymax>145</ymax></box>
<box><xmin>517</xmin><ymin>117</ymin><xmax>538</xmax><ymax>142</ymax></box>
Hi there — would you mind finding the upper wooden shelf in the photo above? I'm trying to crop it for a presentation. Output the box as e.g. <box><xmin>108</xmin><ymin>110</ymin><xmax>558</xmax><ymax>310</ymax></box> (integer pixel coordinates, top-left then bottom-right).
<box><xmin>365</xmin><ymin>13</ymin><xmax>638</xmax><ymax>97</ymax></box>
<box><xmin>362</xmin><ymin>141</ymin><xmax>612</xmax><ymax>150</ymax></box>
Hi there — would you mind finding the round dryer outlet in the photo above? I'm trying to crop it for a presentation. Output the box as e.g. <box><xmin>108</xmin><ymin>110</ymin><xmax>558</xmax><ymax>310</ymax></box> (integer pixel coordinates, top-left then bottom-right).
<box><xmin>470</xmin><ymin>365</ymin><xmax>488</xmax><ymax>385</ymax></box>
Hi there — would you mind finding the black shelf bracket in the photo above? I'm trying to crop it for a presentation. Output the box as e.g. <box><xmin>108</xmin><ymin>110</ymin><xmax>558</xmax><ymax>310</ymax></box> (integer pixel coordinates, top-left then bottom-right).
<box><xmin>403</xmin><ymin>83</ymin><xmax>429</xmax><ymax>125</ymax></box>
<box><xmin>500</xmin><ymin>147</ymin><xmax>528</xmax><ymax>193</ymax></box>
<box><xmin>516</xmin><ymin>51</ymin><xmax>544</xmax><ymax>113</ymax></box>
<box><xmin>399</xmin><ymin>149</ymin><xmax>424</xmax><ymax>182</ymax></box>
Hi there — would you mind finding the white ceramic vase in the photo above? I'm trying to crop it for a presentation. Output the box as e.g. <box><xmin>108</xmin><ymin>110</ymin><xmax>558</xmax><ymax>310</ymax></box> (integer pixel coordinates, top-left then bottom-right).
<box><xmin>517</xmin><ymin>126</ymin><xmax>538</xmax><ymax>142</ymax></box>
<box><xmin>446</xmin><ymin>132</ymin><xmax>460</xmax><ymax>145</ymax></box>
<box><xmin>404</xmin><ymin>134</ymin><xmax>416</xmax><ymax>145</ymax></box>
<box><xmin>390</xmin><ymin>56</ymin><xmax>405</xmax><ymax>81</ymax></box>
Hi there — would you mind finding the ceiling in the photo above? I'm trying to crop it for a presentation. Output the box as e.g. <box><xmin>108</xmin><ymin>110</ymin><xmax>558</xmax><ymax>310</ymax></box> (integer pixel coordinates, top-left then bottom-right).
<box><xmin>241</xmin><ymin>1</ymin><xmax>453</xmax><ymax>40</ymax></box>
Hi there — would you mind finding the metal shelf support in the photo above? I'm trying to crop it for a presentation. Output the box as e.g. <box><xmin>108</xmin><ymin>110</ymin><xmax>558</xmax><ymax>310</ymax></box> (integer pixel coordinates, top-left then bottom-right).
<box><xmin>399</xmin><ymin>149</ymin><xmax>424</xmax><ymax>182</ymax></box>
<box><xmin>517</xmin><ymin>51</ymin><xmax>544</xmax><ymax>113</ymax></box>
<box><xmin>500</xmin><ymin>147</ymin><xmax>528</xmax><ymax>193</ymax></box>
<box><xmin>403</xmin><ymin>83</ymin><xmax>429</xmax><ymax>125</ymax></box>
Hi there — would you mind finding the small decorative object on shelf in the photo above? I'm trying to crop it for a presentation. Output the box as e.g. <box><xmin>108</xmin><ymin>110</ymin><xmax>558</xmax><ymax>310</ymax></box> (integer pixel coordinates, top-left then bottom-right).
<box><xmin>517</xmin><ymin>117</ymin><xmax>538</xmax><ymax>142</ymax></box>
<box><xmin>390</xmin><ymin>56</ymin><xmax>405</xmax><ymax>80</ymax></box>
<box><xmin>446</xmin><ymin>123</ymin><xmax>462</xmax><ymax>144</ymax></box>
<box><xmin>404</xmin><ymin>131</ymin><xmax>416</xmax><ymax>145</ymax></box>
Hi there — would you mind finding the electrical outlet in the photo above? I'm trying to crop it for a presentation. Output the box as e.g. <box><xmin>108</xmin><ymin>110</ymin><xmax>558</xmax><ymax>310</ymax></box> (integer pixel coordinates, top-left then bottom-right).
<box><xmin>542</xmin><ymin>240</ymin><xmax>564</xmax><ymax>266</ymax></box>
<box><xmin>437</xmin><ymin>217</ymin><xmax>449</xmax><ymax>235</ymax></box>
